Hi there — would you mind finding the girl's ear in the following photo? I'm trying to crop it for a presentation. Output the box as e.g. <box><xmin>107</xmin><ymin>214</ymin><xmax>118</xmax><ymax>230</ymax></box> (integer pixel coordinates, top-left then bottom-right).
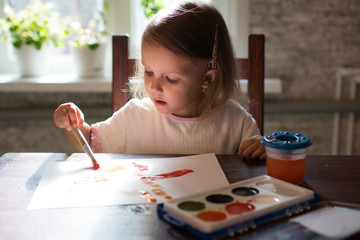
<box><xmin>202</xmin><ymin>69</ymin><xmax>217</xmax><ymax>89</ymax></box>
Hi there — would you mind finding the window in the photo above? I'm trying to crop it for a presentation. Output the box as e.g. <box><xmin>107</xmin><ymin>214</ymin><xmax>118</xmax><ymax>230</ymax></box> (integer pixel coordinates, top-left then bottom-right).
<box><xmin>0</xmin><ymin>0</ymin><xmax>248</xmax><ymax>78</ymax></box>
<box><xmin>6</xmin><ymin>0</ymin><xmax>104</xmax><ymax>30</ymax></box>
<box><xmin>0</xmin><ymin>0</ymin><xmax>106</xmax><ymax>75</ymax></box>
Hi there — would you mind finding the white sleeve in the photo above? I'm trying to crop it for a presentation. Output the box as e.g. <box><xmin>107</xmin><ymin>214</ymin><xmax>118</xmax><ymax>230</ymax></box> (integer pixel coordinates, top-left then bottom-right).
<box><xmin>90</xmin><ymin>103</ymin><xmax>130</xmax><ymax>153</ymax></box>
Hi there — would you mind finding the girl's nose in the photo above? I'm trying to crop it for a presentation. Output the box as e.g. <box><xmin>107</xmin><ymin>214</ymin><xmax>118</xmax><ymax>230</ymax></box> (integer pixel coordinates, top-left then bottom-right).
<box><xmin>150</xmin><ymin>76</ymin><xmax>163</xmax><ymax>92</ymax></box>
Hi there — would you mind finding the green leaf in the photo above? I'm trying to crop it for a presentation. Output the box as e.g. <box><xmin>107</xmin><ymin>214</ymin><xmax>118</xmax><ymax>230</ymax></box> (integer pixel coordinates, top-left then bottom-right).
<box><xmin>87</xmin><ymin>42</ymin><xmax>99</xmax><ymax>50</ymax></box>
<box><xmin>141</xmin><ymin>0</ymin><xmax>164</xmax><ymax>18</ymax></box>
<box><xmin>13</xmin><ymin>39</ymin><xmax>22</xmax><ymax>48</ymax></box>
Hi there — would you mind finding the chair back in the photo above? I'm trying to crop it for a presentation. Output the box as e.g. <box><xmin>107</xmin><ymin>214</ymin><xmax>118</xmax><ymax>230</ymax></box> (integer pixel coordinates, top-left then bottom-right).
<box><xmin>112</xmin><ymin>34</ymin><xmax>264</xmax><ymax>134</ymax></box>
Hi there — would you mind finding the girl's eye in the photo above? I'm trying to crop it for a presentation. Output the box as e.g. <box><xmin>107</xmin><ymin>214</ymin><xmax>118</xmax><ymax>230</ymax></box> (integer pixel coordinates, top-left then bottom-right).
<box><xmin>144</xmin><ymin>70</ymin><xmax>153</xmax><ymax>76</ymax></box>
<box><xmin>166</xmin><ymin>76</ymin><xmax>179</xmax><ymax>83</ymax></box>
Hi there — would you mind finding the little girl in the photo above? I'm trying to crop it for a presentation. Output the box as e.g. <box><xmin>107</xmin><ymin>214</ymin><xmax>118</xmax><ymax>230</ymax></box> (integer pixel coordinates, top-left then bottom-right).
<box><xmin>53</xmin><ymin>1</ymin><xmax>265</xmax><ymax>159</ymax></box>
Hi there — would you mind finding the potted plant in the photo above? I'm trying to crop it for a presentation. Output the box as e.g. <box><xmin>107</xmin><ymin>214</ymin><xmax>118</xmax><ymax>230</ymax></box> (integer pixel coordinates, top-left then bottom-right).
<box><xmin>69</xmin><ymin>1</ymin><xmax>109</xmax><ymax>78</ymax></box>
<box><xmin>0</xmin><ymin>0</ymin><xmax>70</xmax><ymax>77</ymax></box>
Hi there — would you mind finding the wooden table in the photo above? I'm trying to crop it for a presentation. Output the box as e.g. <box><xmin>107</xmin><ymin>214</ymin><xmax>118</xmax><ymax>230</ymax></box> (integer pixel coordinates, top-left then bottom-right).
<box><xmin>1</xmin><ymin>153</ymin><xmax>360</xmax><ymax>240</ymax></box>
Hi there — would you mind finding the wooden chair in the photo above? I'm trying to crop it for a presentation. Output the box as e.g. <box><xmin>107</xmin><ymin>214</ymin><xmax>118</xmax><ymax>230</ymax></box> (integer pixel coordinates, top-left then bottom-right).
<box><xmin>112</xmin><ymin>34</ymin><xmax>264</xmax><ymax>135</ymax></box>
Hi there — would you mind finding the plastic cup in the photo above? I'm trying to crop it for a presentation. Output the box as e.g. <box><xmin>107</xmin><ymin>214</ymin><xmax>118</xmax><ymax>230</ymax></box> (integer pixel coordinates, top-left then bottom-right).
<box><xmin>263</xmin><ymin>132</ymin><xmax>312</xmax><ymax>185</ymax></box>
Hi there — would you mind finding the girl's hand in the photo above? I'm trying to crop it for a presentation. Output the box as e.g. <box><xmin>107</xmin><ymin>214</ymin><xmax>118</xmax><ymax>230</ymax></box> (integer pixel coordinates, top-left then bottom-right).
<box><xmin>53</xmin><ymin>102</ymin><xmax>84</xmax><ymax>131</ymax></box>
<box><xmin>239</xmin><ymin>135</ymin><xmax>266</xmax><ymax>160</ymax></box>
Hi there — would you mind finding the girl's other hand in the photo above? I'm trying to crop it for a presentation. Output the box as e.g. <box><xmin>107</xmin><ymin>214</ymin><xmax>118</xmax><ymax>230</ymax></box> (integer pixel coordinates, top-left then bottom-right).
<box><xmin>53</xmin><ymin>102</ymin><xmax>84</xmax><ymax>131</ymax></box>
<box><xmin>239</xmin><ymin>135</ymin><xmax>266</xmax><ymax>160</ymax></box>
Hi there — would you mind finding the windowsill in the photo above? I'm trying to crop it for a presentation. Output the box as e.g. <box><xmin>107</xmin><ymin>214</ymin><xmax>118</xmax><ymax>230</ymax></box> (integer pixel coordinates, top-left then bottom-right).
<box><xmin>238</xmin><ymin>78</ymin><xmax>282</xmax><ymax>94</ymax></box>
<box><xmin>0</xmin><ymin>73</ymin><xmax>112</xmax><ymax>92</ymax></box>
<box><xmin>0</xmin><ymin>73</ymin><xmax>282</xmax><ymax>93</ymax></box>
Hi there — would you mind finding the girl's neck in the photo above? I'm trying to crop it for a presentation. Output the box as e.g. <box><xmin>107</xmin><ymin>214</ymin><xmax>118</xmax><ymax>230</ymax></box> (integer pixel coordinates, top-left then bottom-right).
<box><xmin>167</xmin><ymin>114</ymin><xmax>200</xmax><ymax>122</ymax></box>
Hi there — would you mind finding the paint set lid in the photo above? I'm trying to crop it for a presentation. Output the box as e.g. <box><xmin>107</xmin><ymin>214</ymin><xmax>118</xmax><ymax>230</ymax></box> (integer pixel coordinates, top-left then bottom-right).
<box><xmin>262</xmin><ymin>132</ymin><xmax>312</xmax><ymax>150</ymax></box>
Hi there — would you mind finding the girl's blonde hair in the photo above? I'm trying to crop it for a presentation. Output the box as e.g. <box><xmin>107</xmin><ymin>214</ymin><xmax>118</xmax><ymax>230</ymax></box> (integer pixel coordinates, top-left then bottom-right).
<box><xmin>133</xmin><ymin>1</ymin><xmax>241</xmax><ymax>118</ymax></box>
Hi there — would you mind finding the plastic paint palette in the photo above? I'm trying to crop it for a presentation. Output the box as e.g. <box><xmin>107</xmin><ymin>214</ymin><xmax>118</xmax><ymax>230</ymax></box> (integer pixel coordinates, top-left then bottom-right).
<box><xmin>158</xmin><ymin>175</ymin><xmax>318</xmax><ymax>239</ymax></box>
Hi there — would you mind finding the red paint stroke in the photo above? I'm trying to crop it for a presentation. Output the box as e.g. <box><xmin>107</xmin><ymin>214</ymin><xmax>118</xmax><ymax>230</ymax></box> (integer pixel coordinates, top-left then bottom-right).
<box><xmin>142</xmin><ymin>179</ymin><xmax>164</xmax><ymax>188</ymax></box>
<box><xmin>152</xmin><ymin>188</ymin><xmax>172</xmax><ymax>200</ymax></box>
<box><xmin>140</xmin><ymin>169</ymin><xmax>194</xmax><ymax>181</ymax></box>
<box><xmin>132</xmin><ymin>162</ymin><xmax>149</xmax><ymax>171</ymax></box>
<box><xmin>137</xmin><ymin>189</ymin><xmax>157</xmax><ymax>203</ymax></box>
<box><xmin>225</xmin><ymin>201</ymin><xmax>255</xmax><ymax>215</ymax></box>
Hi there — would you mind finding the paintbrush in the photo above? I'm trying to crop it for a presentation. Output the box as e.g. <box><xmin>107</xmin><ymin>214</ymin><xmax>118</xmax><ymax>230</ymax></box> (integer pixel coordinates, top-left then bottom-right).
<box><xmin>71</xmin><ymin>125</ymin><xmax>100</xmax><ymax>170</ymax></box>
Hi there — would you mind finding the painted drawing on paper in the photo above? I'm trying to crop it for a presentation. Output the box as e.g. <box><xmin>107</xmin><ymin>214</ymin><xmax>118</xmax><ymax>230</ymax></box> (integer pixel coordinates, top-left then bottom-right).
<box><xmin>28</xmin><ymin>153</ymin><xmax>228</xmax><ymax>209</ymax></box>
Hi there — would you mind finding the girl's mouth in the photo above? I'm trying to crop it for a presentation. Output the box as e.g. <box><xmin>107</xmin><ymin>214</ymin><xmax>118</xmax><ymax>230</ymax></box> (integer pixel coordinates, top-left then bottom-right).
<box><xmin>154</xmin><ymin>99</ymin><xmax>167</xmax><ymax>106</ymax></box>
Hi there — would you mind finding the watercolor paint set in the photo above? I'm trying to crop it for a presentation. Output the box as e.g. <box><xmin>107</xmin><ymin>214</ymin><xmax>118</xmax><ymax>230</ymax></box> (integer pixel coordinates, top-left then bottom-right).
<box><xmin>158</xmin><ymin>175</ymin><xmax>319</xmax><ymax>239</ymax></box>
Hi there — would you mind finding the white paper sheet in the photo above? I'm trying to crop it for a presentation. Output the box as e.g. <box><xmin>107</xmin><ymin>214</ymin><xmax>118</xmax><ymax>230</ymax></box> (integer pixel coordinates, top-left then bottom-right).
<box><xmin>291</xmin><ymin>206</ymin><xmax>360</xmax><ymax>239</ymax></box>
<box><xmin>28</xmin><ymin>153</ymin><xmax>229</xmax><ymax>209</ymax></box>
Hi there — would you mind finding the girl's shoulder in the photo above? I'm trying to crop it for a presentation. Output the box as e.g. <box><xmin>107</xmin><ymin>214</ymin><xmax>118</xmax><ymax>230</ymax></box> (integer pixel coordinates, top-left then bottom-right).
<box><xmin>123</xmin><ymin>97</ymin><xmax>155</xmax><ymax>111</ymax></box>
<box><xmin>214</xmin><ymin>100</ymin><xmax>257</xmax><ymax>128</ymax></box>
<box><xmin>213</xmin><ymin>99</ymin><xmax>253</xmax><ymax>120</ymax></box>
<box><xmin>111</xmin><ymin>98</ymin><xmax>155</xmax><ymax>119</ymax></box>
<box><xmin>220</xmin><ymin>99</ymin><xmax>247</xmax><ymax>112</ymax></box>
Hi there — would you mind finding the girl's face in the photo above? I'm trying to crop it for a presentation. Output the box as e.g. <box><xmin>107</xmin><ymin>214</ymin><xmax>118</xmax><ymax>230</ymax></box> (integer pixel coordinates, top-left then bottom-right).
<box><xmin>141</xmin><ymin>42</ymin><xmax>213</xmax><ymax>118</ymax></box>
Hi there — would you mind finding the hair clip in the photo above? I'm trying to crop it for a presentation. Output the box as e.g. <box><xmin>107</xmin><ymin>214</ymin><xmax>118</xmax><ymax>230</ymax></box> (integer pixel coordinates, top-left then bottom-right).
<box><xmin>208</xmin><ymin>24</ymin><xmax>218</xmax><ymax>70</ymax></box>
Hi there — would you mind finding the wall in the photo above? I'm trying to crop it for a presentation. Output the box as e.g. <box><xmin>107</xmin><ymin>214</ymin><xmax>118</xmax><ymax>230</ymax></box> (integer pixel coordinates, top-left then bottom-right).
<box><xmin>0</xmin><ymin>92</ymin><xmax>112</xmax><ymax>155</ymax></box>
<box><xmin>251</xmin><ymin>0</ymin><xmax>360</xmax><ymax>154</ymax></box>
<box><xmin>1</xmin><ymin>0</ymin><xmax>360</xmax><ymax>156</ymax></box>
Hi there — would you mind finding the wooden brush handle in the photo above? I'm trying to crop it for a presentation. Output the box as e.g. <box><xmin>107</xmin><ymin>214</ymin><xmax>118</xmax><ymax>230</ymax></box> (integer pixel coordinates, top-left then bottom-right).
<box><xmin>71</xmin><ymin>126</ymin><xmax>87</xmax><ymax>146</ymax></box>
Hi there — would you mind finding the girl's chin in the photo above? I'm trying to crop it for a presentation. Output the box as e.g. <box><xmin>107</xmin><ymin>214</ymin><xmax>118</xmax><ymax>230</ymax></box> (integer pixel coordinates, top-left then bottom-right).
<box><xmin>154</xmin><ymin>105</ymin><xmax>170</xmax><ymax>114</ymax></box>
